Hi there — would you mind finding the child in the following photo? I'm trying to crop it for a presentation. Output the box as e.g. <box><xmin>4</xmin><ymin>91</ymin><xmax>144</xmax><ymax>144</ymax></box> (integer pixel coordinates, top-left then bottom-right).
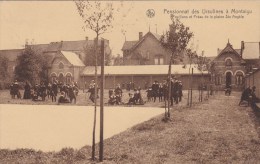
<box><xmin>127</xmin><ymin>93</ymin><xmax>135</xmax><ymax>106</ymax></box>
<box><xmin>58</xmin><ymin>91</ymin><xmax>70</xmax><ymax>104</ymax></box>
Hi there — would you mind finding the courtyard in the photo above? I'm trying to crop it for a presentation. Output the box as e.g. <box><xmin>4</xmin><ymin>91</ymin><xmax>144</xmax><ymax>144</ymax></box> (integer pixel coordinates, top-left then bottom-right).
<box><xmin>1</xmin><ymin>91</ymin><xmax>260</xmax><ymax>163</ymax></box>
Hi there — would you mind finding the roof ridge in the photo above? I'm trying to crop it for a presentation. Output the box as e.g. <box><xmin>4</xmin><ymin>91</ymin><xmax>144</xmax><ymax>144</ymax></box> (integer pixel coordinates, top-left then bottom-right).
<box><xmin>244</xmin><ymin>41</ymin><xmax>260</xmax><ymax>43</ymax></box>
<box><xmin>0</xmin><ymin>48</ymin><xmax>24</xmax><ymax>51</ymax></box>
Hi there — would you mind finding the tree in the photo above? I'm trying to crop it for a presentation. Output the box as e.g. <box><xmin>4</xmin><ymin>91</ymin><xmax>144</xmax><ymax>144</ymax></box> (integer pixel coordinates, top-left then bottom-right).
<box><xmin>160</xmin><ymin>15</ymin><xmax>193</xmax><ymax>118</ymax></box>
<box><xmin>186</xmin><ymin>49</ymin><xmax>198</xmax><ymax>107</ymax></box>
<box><xmin>196</xmin><ymin>52</ymin><xmax>211</xmax><ymax>102</ymax></box>
<box><xmin>74</xmin><ymin>0</ymin><xmax>114</xmax><ymax>161</ymax></box>
<box><xmin>0</xmin><ymin>56</ymin><xmax>9</xmax><ymax>81</ymax></box>
<box><xmin>15</xmin><ymin>46</ymin><xmax>41</xmax><ymax>84</ymax></box>
<box><xmin>83</xmin><ymin>42</ymin><xmax>112</xmax><ymax>66</ymax></box>
<box><xmin>14</xmin><ymin>44</ymin><xmax>48</xmax><ymax>85</ymax></box>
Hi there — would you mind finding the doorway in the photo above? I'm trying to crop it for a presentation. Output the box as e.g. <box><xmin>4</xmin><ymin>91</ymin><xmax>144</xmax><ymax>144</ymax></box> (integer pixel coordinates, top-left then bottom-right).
<box><xmin>226</xmin><ymin>72</ymin><xmax>232</xmax><ymax>87</ymax></box>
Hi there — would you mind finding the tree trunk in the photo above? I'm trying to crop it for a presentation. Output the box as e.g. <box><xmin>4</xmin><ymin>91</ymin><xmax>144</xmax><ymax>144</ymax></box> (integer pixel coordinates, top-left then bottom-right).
<box><xmin>92</xmin><ymin>34</ymin><xmax>99</xmax><ymax>161</ymax></box>
<box><xmin>190</xmin><ymin>68</ymin><xmax>193</xmax><ymax>107</ymax></box>
<box><xmin>167</xmin><ymin>55</ymin><xmax>173</xmax><ymax>118</ymax></box>
<box><xmin>99</xmin><ymin>39</ymin><xmax>105</xmax><ymax>162</ymax></box>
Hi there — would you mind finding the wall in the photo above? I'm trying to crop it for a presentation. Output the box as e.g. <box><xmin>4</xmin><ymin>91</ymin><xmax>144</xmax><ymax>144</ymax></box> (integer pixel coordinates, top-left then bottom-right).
<box><xmin>81</xmin><ymin>74</ymin><xmax>210</xmax><ymax>90</ymax></box>
<box><xmin>124</xmin><ymin>33</ymin><xmax>171</xmax><ymax>65</ymax></box>
<box><xmin>213</xmin><ymin>52</ymin><xmax>246</xmax><ymax>91</ymax></box>
<box><xmin>48</xmin><ymin>54</ymin><xmax>74</xmax><ymax>84</ymax></box>
<box><xmin>245</xmin><ymin>70</ymin><xmax>260</xmax><ymax>98</ymax></box>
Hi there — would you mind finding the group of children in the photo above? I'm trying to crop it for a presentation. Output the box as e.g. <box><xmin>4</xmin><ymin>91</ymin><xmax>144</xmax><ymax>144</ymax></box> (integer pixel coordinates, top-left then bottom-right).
<box><xmin>9</xmin><ymin>80</ymin><xmax>79</xmax><ymax>104</ymax></box>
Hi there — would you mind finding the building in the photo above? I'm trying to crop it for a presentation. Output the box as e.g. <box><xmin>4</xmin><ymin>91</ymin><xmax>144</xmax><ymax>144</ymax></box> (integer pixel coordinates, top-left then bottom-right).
<box><xmin>81</xmin><ymin>64</ymin><xmax>209</xmax><ymax>90</ymax></box>
<box><xmin>122</xmin><ymin>32</ymin><xmax>172</xmax><ymax>65</ymax></box>
<box><xmin>48</xmin><ymin>51</ymin><xmax>85</xmax><ymax>84</ymax></box>
<box><xmin>0</xmin><ymin>38</ymin><xmax>111</xmax><ymax>86</ymax></box>
<box><xmin>245</xmin><ymin>69</ymin><xmax>260</xmax><ymax>98</ymax></box>
<box><xmin>211</xmin><ymin>41</ymin><xmax>260</xmax><ymax>91</ymax></box>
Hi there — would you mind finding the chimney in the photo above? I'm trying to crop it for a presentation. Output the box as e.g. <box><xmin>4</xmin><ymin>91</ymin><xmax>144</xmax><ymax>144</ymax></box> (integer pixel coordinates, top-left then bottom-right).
<box><xmin>24</xmin><ymin>39</ymin><xmax>29</xmax><ymax>48</ymax></box>
<box><xmin>241</xmin><ymin>41</ymin><xmax>245</xmax><ymax>57</ymax></box>
<box><xmin>59</xmin><ymin>40</ymin><xmax>63</xmax><ymax>51</ymax></box>
<box><xmin>139</xmin><ymin>32</ymin><xmax>143</xmax><ymax>41</ymax></box>
<box><xmin>85</xmin><ymin>36</ymin><xmax>88</xmax><ymax>41</ymax></box>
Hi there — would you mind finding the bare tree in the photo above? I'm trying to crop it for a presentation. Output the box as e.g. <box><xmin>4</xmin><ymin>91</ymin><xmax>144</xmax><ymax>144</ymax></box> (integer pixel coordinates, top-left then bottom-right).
<box><xmin>160</xmin><ymin>15</ymin><xmax>193</xmax><ymax>119</ymax></box>
<box><xmin>186</xmin><ymin>49</ymin><xmax>198</xmax><ymax>107</ymax></box>
<box><xmin>196</xmin><ymin>52</ymin><xmax>211</xmax><ymax>102</ymax></box>
<box><xmin>74</xmin><ymin>0</ymin><xmax>114</xmax><ymax>161</ymax></box>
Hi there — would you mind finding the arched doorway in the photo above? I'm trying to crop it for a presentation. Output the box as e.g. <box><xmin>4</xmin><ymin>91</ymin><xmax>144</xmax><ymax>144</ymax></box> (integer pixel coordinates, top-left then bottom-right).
<box><xmin>50</xmin><ymin>73</ymin><xmax>57</xmax><ymax>83</ymax></box>
<box><xmin>58</xmin><ymin>73</ymin><xmax>64</xmax><ymax>83</ymax></box>
<box><xmin>226</xmin><ymin>72</ymin><xmax>232</xmax><ymax>87</ymax></box>
<box><xmin>66</xmin><ymin>73</ymin><xmax>72</xmax><ymax>84</ymax></box>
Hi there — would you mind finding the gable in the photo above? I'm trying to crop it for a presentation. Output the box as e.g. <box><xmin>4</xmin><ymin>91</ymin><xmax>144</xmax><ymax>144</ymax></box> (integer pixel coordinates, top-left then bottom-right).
<box><xmin>130</xmin><ymin>33</ymin><xmax>169</xmax><ymax>58</ymax></box>
<box><xmin>122</xmin><ymin>41</ymin><xmax>138</xmax><ymax>51</ymax></box>
<box><xmin>52</xmin><ymin>52</ymin><xmax>69</xmax><ymax>66</ymax></box>
<box><xmin>214</xmin><ymin>42</ymin><xmax>244</xmax><ymax>63</ymax></box>
<box><xmin>61</xmin><ymin>51</ymin><xmax>85</xmax><ymax>67</ymax></box>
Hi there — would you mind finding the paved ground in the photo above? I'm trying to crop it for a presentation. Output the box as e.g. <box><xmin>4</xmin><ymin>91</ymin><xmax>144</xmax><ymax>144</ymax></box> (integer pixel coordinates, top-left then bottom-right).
<box><xmin>0</xmin><ymin>105</ymin><xmax>165</xmax><ymax>152</ymax></box>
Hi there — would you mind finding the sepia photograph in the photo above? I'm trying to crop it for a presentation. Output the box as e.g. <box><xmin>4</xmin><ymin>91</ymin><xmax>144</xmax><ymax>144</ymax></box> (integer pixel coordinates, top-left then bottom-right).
<box><xmin>0</xmin><ymin>0</ymin><xmax>260</xmax><ymax>163</ymax></box>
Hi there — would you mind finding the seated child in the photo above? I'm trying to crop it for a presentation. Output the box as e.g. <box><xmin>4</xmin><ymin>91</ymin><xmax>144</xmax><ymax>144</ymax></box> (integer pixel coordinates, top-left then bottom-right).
<box><xmin>58</xmin><ymin>91</ymin><xmax>70</xmax><ymax>104</ymax></box>
<box><xmin>127</xmin><ymin>93</ymin><xmax>136</xmax><ymax>105</ymax></box>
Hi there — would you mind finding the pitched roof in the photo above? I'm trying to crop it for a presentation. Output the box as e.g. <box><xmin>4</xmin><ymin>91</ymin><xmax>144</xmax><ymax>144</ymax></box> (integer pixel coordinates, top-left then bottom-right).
<box><xmin>0</xmin><ymin>49</ymin><xmax>23</xmax><ymax>62</ymax></box>
<box><xmin>61</xmin><ymin>51</ymin><xmax>85</xmax><ymax>66</ymax></box>
<box><xmin>219</xmin><ymin>43</ymin><xmax>240</xmax><ymax>56</ymax></box>
<box><xmin>44</xmin><ymin>39</ymin><xmax>107</xmax><ymax>52</ymax></box>
<box><xmin>122</xmin><ymin>41</ymin><xmax>138</xmax><ymax>51</ymax></box>
<box><xmin>242</xmin><ymin>42</ymin><xmax>260</xmax><ymax>59</ymax></box>
<box><xmin>42</xmin><ymin>52</ymin><xmax>57</xmax><ymax>67</ymax></box>
<box><xmin>218</xmin><ymin>48</ymin><xmax>241</xmax><ymax>55</ymax></box>
<box><xmin>215</xmin><ymin>42</ymin><xmax>243</xmax><ymax>62</ymax></box>
<box><xmin>81</xmin><ymin>64</ymin><xmax>207</xmax><ymax>76</ymax></box>
<box><xmin>150</xmin><ymin>32</ymin><xmax>162</xmax><ymax>41</ymax></box>
<box><xmin>28</xmin><ymin>44</ymin><xmax>49</xmax><ymax>54</ymax></box>
<box><xmin>121</xmin><ymin>32</ymin><xmax>162</xmax><ymax>51</ymax></box>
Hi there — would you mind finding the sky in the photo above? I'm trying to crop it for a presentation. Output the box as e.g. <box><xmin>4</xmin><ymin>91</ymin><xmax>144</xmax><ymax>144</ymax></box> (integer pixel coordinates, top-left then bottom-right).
<box><xmin>0</xmin><ymin>1</ymin><xmax>259</xmax><ymax>57</ymax></box>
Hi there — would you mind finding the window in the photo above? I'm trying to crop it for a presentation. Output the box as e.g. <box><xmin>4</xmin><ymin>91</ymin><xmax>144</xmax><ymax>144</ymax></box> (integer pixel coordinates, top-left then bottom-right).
<box><xmin>235</xmin><ymin>72</ymin><xmax>244</xmax><ymax>85</ymax></box>
<box><xmin>154</xmin><ymin>56</ymin><xmax>164</xmax><ymax>65</ymax></box>
<box><xmin>215</xmin><ymin>75</ymin><xmax>222</xmax><ymax>85</ymax></box>
<box><xmin>58</xmin><ymin>73</ymin><xmax>64</xmax><ymax>83</ymax></box>
<box><xmin>211</xmin><ymin>74</ymin><xmax>215</xmax><ymax>83</ymax></box>
<box><xmin>66</xmin><ymin>73</ymin><xmax>72</xmax><ymax>84</ymax></box>
<box><xmin>51</xmin><ymin>74</ymin><xmax>57</xmax><ymax>83</ymax></box>
<box><xmin>59</xmin><ymin>62</ymin><xmax>64</xmax><ymax>69</ymax></box>
<box><xmin>146</xmin><ymin>51</ymin><xmax>150</xmax><ymax>59</ymax></box>
<box><xmin>225</xmin><ymin>58</ymin><xmax>232</xmax><ymax>68</ymax></box>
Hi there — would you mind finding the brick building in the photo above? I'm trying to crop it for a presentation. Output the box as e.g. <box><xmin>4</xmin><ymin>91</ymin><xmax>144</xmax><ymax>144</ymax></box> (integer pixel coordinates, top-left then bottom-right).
<box><xmin>122</xmin><ymin>32</ymin><xmax>172</xmax><ymax>65</ymax></box>
<box><xmin>211</xmin><ymin>41</ymin><xmax>260</xmax><ymax>91</ymax></box>
<box><xmin>0</xmin><ymin>38</ymin><xmax>111</xmax><ymax>87</ymax></box>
